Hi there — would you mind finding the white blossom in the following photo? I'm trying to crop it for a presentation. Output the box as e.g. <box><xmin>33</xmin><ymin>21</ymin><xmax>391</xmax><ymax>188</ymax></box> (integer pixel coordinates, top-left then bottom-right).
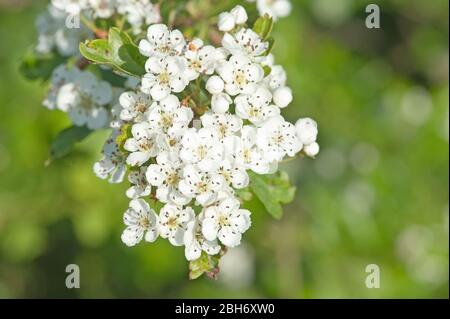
<box><xmin>202</xmin><ymin>197</ymin><xmax>251</xmax><ymax>247</ymax></box>
<box><xmin>139</xmin><ymin>24</ymin><xmax>185</xmax><ymax>58</ymax></box>
<box><xmin>184</xmin><ymin>214</ymin><xmax>221</xmax><ymax>261</ymax></box>
<box><xmin>141</xmin><ymin>56</ymin><xmax>188</xmax><ymax>101</ymax></box>
<box><xmin>93</xmin><ymin>130</ymin><xmax>127</xmax><ymax>183</ymax></box>
<box><xmin>200</xmin><ymin>112</ymin><xmax>243</xmax><ymax>140</ymax></box>
<box><xmin>158</xmin><ymin>203</ymin><xmax>195</xmax><ymax>246</ymax></box>
<box><xmin>235</xmin><ymin>86</ymin><xmax>280</xmax><ymax>125</ymax></box>
<box><xmin>126</xmin><ymin>166</ymin><xmax>152</xmax><ymax>199</ymax></box>
<box><xmin>295</xmin><ymin>117</ymin><xmax>318</xmax><ymax>145</ymax></box>
<box><xmin>216</xmin><ymin>54</ymin><xmax>264</xmax><ymax>96</ymax></box>
<box><xmin>146</xmin><ymin>151</ymin><xmax>190</xmax><ymax>206</ymax></box>
<box><xmin>119</xmin><ymin>91</ymin><xmax>154</xmax><ymax>122</ymax></box>
<box><xmin>179</xmin><ymin>165</ymin><xmax>224</xmax><ymax>206</ymax></box>
<box><xmin>256</xmin><ymin>116</ymin><xmax>302</xmax><ymax>162</ymax></box>
<box><xmin>124</xmin><ymin>122</ymin><xmax>159</xmax><ymax>166</ymax></box>
<box><xmin>183</xmin><ymin>39</ymin><xmax>219</xmax><ymax>81</ymax></box>
<box><xmin>180</xmin><ymin>128</ymin><xmax>224</xmax><ymax>172</ymax></box>
<box><xmin>121</xmin><ymin>199</ymin><xmax>159</xmax><ymax>247</ymax></box>
<box><xmin>222</xmin><ymin>28</ymin><xmax>269</xmax><ymax>59</ymax></box>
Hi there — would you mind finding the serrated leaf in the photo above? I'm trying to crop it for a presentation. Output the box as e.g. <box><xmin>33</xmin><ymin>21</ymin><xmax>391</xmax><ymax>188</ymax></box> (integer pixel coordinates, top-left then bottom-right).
<box><xmin>79</xmin><ymin>27</ymin><xmax>145</xmax><ymax>76</ymax></box>
<box><xmin>253</xmin><ymin>14</ymin><xmax>274</xmax><ymax>40</ymax></box>
<box><xmin>249</xmin><ymin>171</ymin><xmax>296</xmax><ymax>219</ymax></box>
<box><xmin>20</xmin><ymin>51</ymin><xmax>66</xmax><ymax>81</ymax></box>
<box><xmin>47</xmin><ymin>126</ymin><xmax>92</xmax><ymax>164</ymax></box>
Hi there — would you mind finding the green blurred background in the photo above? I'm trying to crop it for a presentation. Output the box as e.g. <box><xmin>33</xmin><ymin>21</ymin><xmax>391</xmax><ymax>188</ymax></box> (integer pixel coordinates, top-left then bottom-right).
<box><xmin>0</xmin><ymin>0</ymin><xmax>448</xmax><ymax>298</ymax></box>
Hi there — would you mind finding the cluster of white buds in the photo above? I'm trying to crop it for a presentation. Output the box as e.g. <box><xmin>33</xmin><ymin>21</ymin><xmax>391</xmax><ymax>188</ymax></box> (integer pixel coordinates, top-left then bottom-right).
<box><xmin>90</xmin><ymin>5</ymin><xmax>319</xmax><ymax>261</ymax></box>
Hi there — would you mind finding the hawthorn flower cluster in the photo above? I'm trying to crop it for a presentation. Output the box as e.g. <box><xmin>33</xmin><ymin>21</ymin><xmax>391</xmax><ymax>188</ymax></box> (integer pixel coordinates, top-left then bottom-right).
<box><xmin>91</xmin><ymin>5</ymin><xmax>319</xmax><ymax>261</ymax></box>
<box><xmin>37</xmin><ymin>1</ymin><xmax>316</xmax><ymax>267</ymax></box>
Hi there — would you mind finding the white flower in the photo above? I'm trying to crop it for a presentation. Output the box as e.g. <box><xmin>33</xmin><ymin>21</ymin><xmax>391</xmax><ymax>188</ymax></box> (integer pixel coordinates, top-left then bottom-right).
<box><xmin>121</xmin><ymin>199</ymin><xmax>159</xmax><ymax>247</ymax></box>
<box><xmin>217</xmin><ymin>54</ymin><xmax>264</xmax><ymax>96</ymax></box>
<box><xmin>200</xmin><ymin>112</ymin><xmax>243</xmax><ymax>140</ymax></box>
<box><xmin>222</xmin><ymin>28</ymin><xmax>269</xmax><ymax>59</ymax></box>
<box><xmin>202</xmin><ymin>197</ymin><xmax>251</xmax><ymax>247</ymax></box>
<box><xmin>126</xmin><ymin>166</ymin><xmax>152</xmax><ymax>199</ymax></box>
<box><xmin>179</xmin><ymin>165</ymin><xmax>224</xmax><ymax>206</ymax></box>
<box><xmin>183</xmin><ymin>39</ymin><xmax>218</xmax><ymax>81</ymax></box>
<box><xmin>43</xmin><ymin>64</ymin><xmax>76</xmax><ymax>110</ymax></box>
<box><xmin>211</xmin><ymin>93</ymin><xmax>232</xmax><ymax>114</ymax></box>
<box><xmin>264</xmin><ymin>65</ymin><xmax>287</xmax><ymax>90</ymax></box>
<box><xmin>295</xmin><ymin>118</ymin><xmax>318</xmax><ymax>145</ymax></box>
<box><xmin>147</xmin><ymin>94</ymin><xmax>193</xmax><ymax>135</ymax></box>
<box><xmin>158</xmin><ymin>203</ymin><xmax>195</xmax><ymax>246</ymax></box>
<box><xmin>217</xmin><ymin>5</ymin><xmax>248</xmax><ymax>32</ymax></box>
<box><xmin>180</xmin><ymin>128</ymin><xmax>224</xmax><ymax>172</ymax></box>
<box><xmin>141</xmin><ymin>56</ymin><xmax>188</xmax><ymax>101</ymax></box>
<box><xmin>88</xmin><ymin>0</ymin><xmax>115</xmax><ymax>18</ymax></box>
<box><xmin>93</xmin><ymin>130</ymin><xmax>127</xmax><ymax>183</ymax></box>
<box><xmin>117</xmin><ymin>0</ymin><xmax>161</xmax><ymax>34</ymax></box>
<box><xmin>124</xmin><ymin>122</ymin><xmax>159</xmax><ymax>166</ymax></box>
<box><xmin>256</xmin><ymin>116</ymin><xmax>302</xmax><ymax>162</ymax></box>
<box><xmin>184</xmin><ymin>215</ymin><xmax>221</xmax><ymax>261</ymax></box>
<box><xmin>218</xmin><ymin>12</ymin><xmax>236</xmax><ymax>32</ymax></box>
<box><xmin>146</xmin><ymin>151</ymin><xmax>190</xmax><ymax>206</ymax></box>
<box><xmin>119</xmin><ymin>91</ymin><xmax>153</xmax><ymax>122</ymax></box>
<box><xmin>139</xmin><ymin>24</ymin><xmax>185</xmax><ymax>58</ymax></box>
<box><xmin>217</xmin><ymin>158</ymin><xmax>249</xmax><ymax>190</ymax></box>
<box><xmin>235</xmin><ymin>86</ymin><xmax>280</xmax><ymax>125</ymax></box>
<box><xmin>230</xmin><ymin>5</ymin><xmax>248</xmax><ymax>25</ymax></box>
<box><xmin>272</xmin><ymin>86</ymin><xmax>293</xmax><ymax>108</ymax></box>
<box><xmin>55</xmin><ymin>68</ymin><xmax>113</xmax><ymax>129</ymax></box>
<box><xmin>303</xmin><ymin>142</ymin><xmax>320</xmax><ymax>157</ymax></box>
<box><xmin>206</xmin><ymin>75</ymin><xmax>225</xmax><ymax>95</ymax></box>
<box><xmin>254</xmin><ymin>0</ymin><xmax>292</xmax><ymax>21</ymax></box>
<box><xmin>223</xmin><ymin>126</ymin><xmax>271</xmax><ymax>174</ymax></box>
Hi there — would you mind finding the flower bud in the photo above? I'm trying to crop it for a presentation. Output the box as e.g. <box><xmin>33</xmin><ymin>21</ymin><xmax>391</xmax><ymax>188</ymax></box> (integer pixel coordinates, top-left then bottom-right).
<box><xmin>304</xmin><ymin>142</ymin><xmax>320</xmax><ymax>157</ymax></box>
<box><xmin>295</xmin><ymin>117</ymin><xmax>318</xmax><ymax>145</ymax></box>
<box><xmin>212</xmin><ymin>93</ymin><xmax>232</xmax><ymax>113</ymax></box>
<box><xmin>230</xmin><ymin>5</ymin><xmax>248</xmax><ymax>25</ymax></box>
<box><xmin>206</xmin><ymin>75</ymin><xmax>225</xmax><ymax>95</ymax></box>
<box><xmin>273</xmin><ymin>86</ymin><xmax>293</xmax><ymax>108</ymax></box>
<box><xmin>218</xmin><ymin>12</ymin><xmax>235</xmax><ymax>32</ymax></box>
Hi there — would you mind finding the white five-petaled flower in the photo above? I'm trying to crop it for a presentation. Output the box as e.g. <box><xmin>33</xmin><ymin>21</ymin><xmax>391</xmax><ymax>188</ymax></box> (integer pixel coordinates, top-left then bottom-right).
<box><xmin>202</xmin><ymin>197</ymin><xmax>251</xmax><ymax>248</ymax></box>
<box><xmin>119</xmin><ymin>90</ymin><xmax>154</xmax><ymax>122</ymax></box>
<box><xmin>141</xmin><ymin>56</ymin><xmax>188</xmax><ymax>101</ymax></box>
<box><xmin>147</xmin><ymin>94</ymin><xmax>193</xmax><ymax>136</ymax></box>
<box><xmin>93</xmin><ymin>130</ymin><xmax>127</xmax><ymax>183</ymax></box>
<box><xmin>121</xmin><ymin>199</ymin><xmax>159</xmax><ymax>247</ymax></box>
<box><xmin>158</xmin><ymin>203</ymin><xmax>195</xmax><ymax>246</ymax></box>
<box><xmin>139</xmin><ymin>24</ymin><xmax>185</xmax><ymax>58</ymax></box>
<box><xmin>180</xmin><ymin>128</ymin><xmax>224</xmax><ymax>172</ymax></box>
<box><xmin>116</xmin><ymin>0</ymin><xmax>161</xmax><ymax>34</ymax></box>
<box><xmin>183</xmin><ymin>38</ymin><xmax>219</xmax><ymax>81</ymax></box>
<box><xmin>55</xmin><ymin>68</ymin><xmax>113</xmax><ymax>129</ymax></box>
<box><xmin>223</xmin><ymin>126</ymin><xmax>271</xmax><ymax>174</ymax></box>
<box><xmin>217</xmin><ymin>158</ymin><xmax>249</xmax><ymax>190</ymax></box>
<box><xmin>126</xmin><ymin>166</ymin><xmax>152</xmax><ymax>199</ymax></box>
<box><xmin>200</xmin><ymin>112</ymin><xmax>243</xmax><ymax>140</ymax></box>
<box><xmin>256</xmin><ymin>116</ymin><xmax>302</xmax><ymax>162</ymax></box>
<box><xmin>235</xmin><ymin>86</ymin><xmax>280</xmax><ymax>126</ymax></box>
<box><xmin>179</xmin><ymin>165</ymin><xmax>224</xmax><ymax>207</ymax></box>
<box><xmin>124</xmin><ymin>122</ymin><xmax>159</xmax><ymax>166</ymax></box>
<box><xmin>253</xmin><ymin>0</ymin><xmax>292</xmax><ymax>21</ymax></box>
<box><xmin>184</xmin><ymin>214</ymin><xmax>221</xmax><ymax>261</ymax></box>
<box><xmin>216</xmin><ymin>54</ymin><xmax>264</xmax><ymax>96</ymax></box>
<box><xmin>222</xmin><ymin>28</ymin><xmax>269</xmax><ymax>60</ymax></box>
<box><xmin>146</xmin><ymin>151</ymin><xmax>190</xmax><ymax>206</ymax></box>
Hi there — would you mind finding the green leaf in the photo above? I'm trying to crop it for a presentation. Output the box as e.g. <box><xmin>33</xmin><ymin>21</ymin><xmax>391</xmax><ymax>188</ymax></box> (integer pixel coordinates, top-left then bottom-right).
<box><xmin>252</xmin><ymin>14</ymin><xmax>274</xmax><ymax>40</ymax></box>
<box><xmin>189</xmin><ymin>251</ymin><xmax>224</xmax><ymax>280</ymax></box>
<box><xmin>263</xmin><ymin>65</ymin><xmax>272</xmax><ymax>77</ymax></box>
<box><xmin>79</xmin><ymin>27</ymin><xmax>145</xmax><ymax>76</ymax></box>
<box><xmin>249</xmin><ymin>171</ymin><xmax>296</xmax><ymax>219</ymax></box>
<box><xmin>46</xmin><ymin>126</ymin><xmax>92</xmax><ymax>165</ymax></box>
<box><xmin>20</xmin><ymin>51</ymin><xmax>66</xmax><ymax>81</ymax></box>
